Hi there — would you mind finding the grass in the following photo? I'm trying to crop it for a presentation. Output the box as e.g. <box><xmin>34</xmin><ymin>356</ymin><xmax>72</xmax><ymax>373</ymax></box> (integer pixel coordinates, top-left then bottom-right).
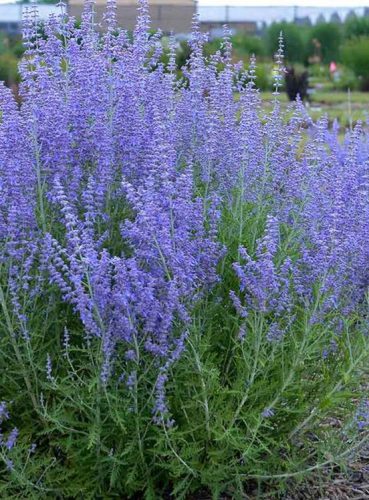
<box><xmin>260</xmin><ymin>90</ymin><xmax>369</xmax><ymax>128</ymax></box>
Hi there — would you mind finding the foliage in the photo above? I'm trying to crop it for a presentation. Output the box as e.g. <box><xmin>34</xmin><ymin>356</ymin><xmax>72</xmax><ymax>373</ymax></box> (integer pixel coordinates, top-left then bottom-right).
<box><xmin>284</xmin><ymin>67</ymin><xmax>309</xmax><ymax>100</ymax></box>
<box><xmin>174</xmin><ymin>40</ymin><xmax>192</xmax><ymax>70</ymax></box>
<box><xmin>232</xmin><ymin>34</ymin><xmax>265</xmax><ymax>58</ymax></box>
<box><xmin>342</xmin><ymin>37</ymin><xmax>369</xmax><ymax>90</ymax></box>
<box><xmin>9</xmin><ymin>38</ymin><xmax>25</xmax><ymax>60</ymax></box>
<box><xmin>0</xmin><ymin>33</ymin><xmax>6</xmax><ymax>54</ymax></box>
<box><xmin>345</xmin><ymin>16</ymin><xmax>369</xmax><ymax>39</ymax></box>
<box><xmin>331</xmin><ymin>65</ymin><xmax>360</xmax><ymax>92</ymax></box>
<box><xmin>1</xmin><ymin>1</ymin><xmax>369</xmax><ymax>498</ymax></box>
<box><xmin>0</xmin><ymin>53</ymin><xmax>19</xmax><ymax>85</ymax></box>
<box><xmin>242</xmin><ymin>62</ymin><xmax>271</xmax><ymax>91</ymax></box>
<box><xmin>308</xmin><ymin>23</ymin><xmax>342</xmax><ymax>64</ymax></box>
<box><xmin>266</xmin><ymin>22</ymin><xmax>306</xmax><ymax>63</ymax></box>
<box><xmin>0</xmin><ymin>34</ymin><xmax>24</xmax><ymax>86</ymax></box>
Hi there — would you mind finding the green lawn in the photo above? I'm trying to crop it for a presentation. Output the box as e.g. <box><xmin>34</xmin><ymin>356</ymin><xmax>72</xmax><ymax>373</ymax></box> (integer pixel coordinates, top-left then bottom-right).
<box><xmin>260</xmin><ymin>90</ymin><xmax>369</xmax><ymax>128</ymax></box>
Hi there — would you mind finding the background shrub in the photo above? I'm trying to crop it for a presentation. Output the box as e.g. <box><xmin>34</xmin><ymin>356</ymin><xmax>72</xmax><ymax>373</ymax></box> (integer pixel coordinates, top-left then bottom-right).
<box><xmin>345</xmin><ymin>16</ymin><xmax>369</xmax><ymax>40</ymax></box>
<box><xmin>308</xmin><ymin>23</ymin><xmax>342</xmax><ymax>64</ymax></box>
<box><xmin>0</xmin><ymin>53</ymin><xmax>19</xmax><ymax>86</ymax></box>
<box><xmin>232</xmin><ymin>33</ymin><xmax>265</xmax><ymax>58</ymax></box>
<box><xmin>342</xmin><ymin>37</ymin><xmax>369</xmax><ymax>90</ymax></box>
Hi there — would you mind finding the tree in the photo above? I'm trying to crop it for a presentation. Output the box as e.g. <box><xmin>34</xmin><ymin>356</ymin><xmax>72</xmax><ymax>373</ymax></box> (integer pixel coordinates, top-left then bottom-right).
<box><xmin>345</xmin><ymin>16</ymin><xmax>369</xmax><ymax>39</ymax></box>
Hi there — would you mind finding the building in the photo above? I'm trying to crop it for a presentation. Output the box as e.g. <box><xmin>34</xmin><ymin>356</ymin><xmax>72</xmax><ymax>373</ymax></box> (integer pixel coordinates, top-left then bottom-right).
<box><xmin>0</xmin><ymin>4</ymin><xmax>59</xmax><ymax>36</ymax></box>
<box><xmin>1</xmin><ymin>3</ymin><xmax>368</xmax><ymax>38</ymax></box>
<box><xmin>68</xmin><ymin>0</ymin><xmax>196</xmax><ymax>34</ymax></box>
<box><xmin>0</xmin><ymin>1</ymin><xmax>195</xmax><ymax>36</ymax></box>
<box><xmin>198</xmin><ymin>5</ymin><xmax>366</xmax><ymax>32</ymax></box>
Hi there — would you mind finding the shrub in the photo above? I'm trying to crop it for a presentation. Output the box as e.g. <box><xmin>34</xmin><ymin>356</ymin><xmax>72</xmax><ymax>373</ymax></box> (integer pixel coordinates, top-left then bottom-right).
<box><xmin>232</xmin><ymin>33</ymin><xmax>265</xmax><ymax>58</ymax></box>
<box><xmin>9</xmin><ymin>38</ymin><xmax>25</xmax><ymax>60</ymax></box>
<box><xmin>309</xmin><ymin>23</ymin><xmax>342</xmax><ymax>63</ymax></box>
<box><xmin>331</xmin><ymin>65</ymin><xmax>359</xmax><ymax>91</ymax></box>
<box><xmin>0</xmin><ymin>53</ymin><xmax>19</xmax><ymax>86</ymax></box>
<box><xmin>341</xmin><ymin>37</ymin><xmax>369</xmax><ymax>90</ymax></box>
<box><xmin>284</xmin><ymin>67</ymin><xmax>309</xmax><ymax>100</ymax></box>
<box><xmin>1</xmin><ymin>2</ymin><xmax>369</xmax><ymax>498</ymax></box>
<box><xmin>175</xmin><ymin>39</ymin><xmax>191</xmax><ymax>68</ymax></box>
<box><xmin>253</xmin><ymin>62</ymin><xmax>270</xmax><ymax>91</ymax></box>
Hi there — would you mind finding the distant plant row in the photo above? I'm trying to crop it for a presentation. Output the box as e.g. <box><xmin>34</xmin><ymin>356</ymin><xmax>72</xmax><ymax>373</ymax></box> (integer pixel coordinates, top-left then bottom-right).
<box><xmin>3</xmin><ymin>13</ymin><xmax>369</xmax><ymax>91</ymax></box>
<box><xmin>230</xmin><ymin>16</ymin><xmax>369</xmax><ymax>64</ymax></box>
<box><xmin>212</xmin><ymin>16</ymin><xmax>369</xmax><ymax>91</ymax></box>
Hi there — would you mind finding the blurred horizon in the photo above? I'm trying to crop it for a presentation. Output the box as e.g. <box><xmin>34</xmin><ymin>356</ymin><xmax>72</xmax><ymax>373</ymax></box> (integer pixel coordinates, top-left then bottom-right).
<box><xmin>0</xmin><ymin>0</ymin><xmax>369</xmax><ymax>4</ymax></box>
<box><xmin>199</xmin><ymin>5</ymin><xmax>366</xmax><ymax>25</ymax></box>
<box><xmin>199</xmin><ymin>0</ymin><xmax>369</xmax><ymax>5</ymax></box>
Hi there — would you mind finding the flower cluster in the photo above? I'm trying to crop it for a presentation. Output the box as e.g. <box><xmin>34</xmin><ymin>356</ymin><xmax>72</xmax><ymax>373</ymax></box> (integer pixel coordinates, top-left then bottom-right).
<box><xmin>232</xmin><ymin>216</ymin><xmax>292</xmax><ymax>316</ymax></box>
<box><xmin>354</xmin><ymin>399</ymin><xmax>369</xmax><ymax>430</ymax></box>
<box><xmin>0</xmin><ymin>402</ymin><xmax>18</xmax><ymax>471</ymax></box>
<box><xmin>1</xmin><ymin>0</ymin><xmax>369</xmax><ymax>424</ymax></box>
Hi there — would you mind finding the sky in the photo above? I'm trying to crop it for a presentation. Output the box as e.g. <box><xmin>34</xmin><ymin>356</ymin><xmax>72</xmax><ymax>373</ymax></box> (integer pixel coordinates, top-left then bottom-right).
<box><xmin>0</xmin><ymin>0</ymin><xmax>368</xmax><ymax>6</ymax></box>
<box><xmin>199</xmin><ymin>0</ymin><xmax>369</xmax><ymax>4</ymax></box>
<box><xmin>199</xmin><ymin>0</ymin><xmax>369</xmax><ymax>5</ymax></box>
